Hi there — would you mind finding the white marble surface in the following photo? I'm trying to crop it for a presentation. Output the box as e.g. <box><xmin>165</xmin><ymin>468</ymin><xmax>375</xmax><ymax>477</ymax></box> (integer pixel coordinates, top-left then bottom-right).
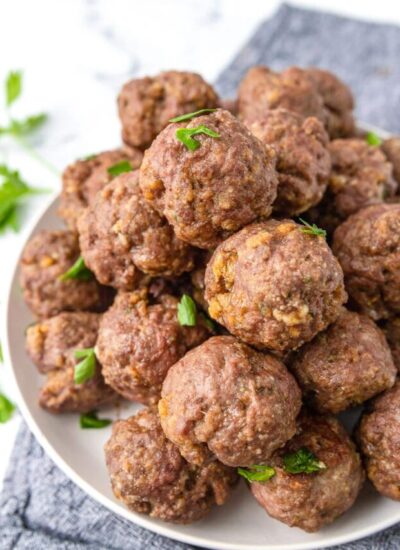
<box><xmin>1</xmin><ymin>0</ymin><xmax>400</xmax><ymax>490</ymax></box>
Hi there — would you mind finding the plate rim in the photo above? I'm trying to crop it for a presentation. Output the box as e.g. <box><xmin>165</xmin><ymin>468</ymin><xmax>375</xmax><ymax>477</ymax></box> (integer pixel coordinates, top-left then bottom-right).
<box><xmin>3</xmin><ymin>124</ymin><xmax>400</xmax><ymax>550</ymax></box>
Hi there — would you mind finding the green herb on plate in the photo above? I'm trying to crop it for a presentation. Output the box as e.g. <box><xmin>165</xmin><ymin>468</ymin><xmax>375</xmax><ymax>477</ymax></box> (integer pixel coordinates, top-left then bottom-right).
<box><xmin>238</xmin><ymin>464</ymin><xmax>276</xmax><ymax>483</ymax></box>
<box><xmin>176</xmin><ymin>125</ymin><xmax>220</xmax><ymax>151</ymax></box>
<box><xmin>59</xmin><ymin>256</ymin><xmax>93</xmax><ymax>282</ymax></box>
<box><xmin>283</xmin><ymin>447</ymin><xmax>327</xmax><ymax>474</ymax></box>
<box><xmin>80</xmin><ymin>410</ymin><xmax>112</xmax><ymax>429</ymax></box>
<box><xmin>298</xmin><ymin>218</ymin><xmax>327</xmax><ymax>238</ymax></box>
<box><xmin>169</xmin><ymin>108</ymin><xmax>217</xmax><ymax>123</ymax></box>
<box><xmin>74</xmin><ymin>348</ymin><xmax>96</xmax><ymax>384</ymax></box>
<box><xmin>177</xmin><ymin>294</ymin><xmax>197</xmax><ymax>326</ymax></box>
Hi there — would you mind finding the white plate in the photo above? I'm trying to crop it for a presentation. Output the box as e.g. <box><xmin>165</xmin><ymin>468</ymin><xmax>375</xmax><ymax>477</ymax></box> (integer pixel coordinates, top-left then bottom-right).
<box><xmin>4</xmin><ymin>184</ymin><xmax>400</xmax><ymax>550</ymax></box>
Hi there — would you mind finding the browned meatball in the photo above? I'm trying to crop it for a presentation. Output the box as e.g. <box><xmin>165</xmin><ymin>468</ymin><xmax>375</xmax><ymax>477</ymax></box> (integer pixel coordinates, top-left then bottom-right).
<box><xmin>381</xmin><ymin>317</ymin><xmax>400</xmax><ymax>371</ymax></box>
<box><xmin>290</xmin><ymin>309</ymin><xmax>396</xmax><ymax>413</ymax></box>
<box><xmin>78</xmin><ymin>171</ymin><xmax>195</xmax><ymax>290</ymax></box>
<box><xmin>20</xmin><ymin>230</ymin><xmax>111</xmax><ymax>319</ymax></box>
<box><xmin>306</xmin><ymin>68</ymin><xmax>355</xmax><ymax>138</ymax></box>
<box><xmin>39</xmin><ymin>362</ymin><xmax>116</xmax><ymax>414</ymax></box>
<box><xmin>26</xmin><ymin>312</ymin><xmax>100</xmax><ymax>374</ymax></box>
<box><xmin>29</xmin><ymin>312</ymin><xmax>116</xmax><ymax>414</ymax></box>
<box><xmin>238</xmin><ymin>66</ymin><xmax>325</xmax><ymax>124</ymax></box>
<box><xmin>159</xmin><ymin>336</ymin><xmax>301</xmax><ymax>467</ymax></box>
<box><xmin>333</xmin><ymin>203</ymin><xmax>400</xmax><ymax>320</ymax></box>
<box><xmin>246</xmin><ymin>109</ymin><xmax>330</xmax><ymax>215</ymax></box>
<box><xmin>59</xmin><ymin>147</ymin><xmax>143</xmax><ymax>230</ymax></box>
<box><xmin>118</xmin><ymin>71</ymin><xmax>219</xmax><ymax>150</ymax></box>
<box><xmin>139</xmin><ymin>109</ymin><xmax>278</xmax><ymax>249</ymax></box>
<box><xmin>382</xmin><ymin>137</ymin><xmax>400</xmax><ymax>184</ymax></box>
<box><xmin>312</xmin><ymin>139</ymin><xmax>397</xmax><ymax>234</ymax></box>
<box><xmin>96</xmin><ymin>288</ymin><xmax>211</xmax><ymax>405</ymax></box>
<box><xmin>356</xmin><ymin>379</ymin><xmax>400</xmax><ymax>500</ymax></box>
<box><xmin>205</xmin><ymin>220</ymin><xmax>346</xmax><ymax>352</ymax></box>
<box><xmin>250</xmin><ymin>413</ymin><xmax>364</xmax><ymax>532</ymax></box>
<box><xmin>104</xmin><ymin>408</ymin><xmax>237</xmax><ymax>523</ymax></box>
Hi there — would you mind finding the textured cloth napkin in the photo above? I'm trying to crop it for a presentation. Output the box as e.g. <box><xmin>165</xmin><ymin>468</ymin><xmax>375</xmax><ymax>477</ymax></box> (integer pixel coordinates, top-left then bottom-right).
<box><xmin>2</xmin><ymin>4</ymin><xmax>400</xmax><ymax>549</ymax></box>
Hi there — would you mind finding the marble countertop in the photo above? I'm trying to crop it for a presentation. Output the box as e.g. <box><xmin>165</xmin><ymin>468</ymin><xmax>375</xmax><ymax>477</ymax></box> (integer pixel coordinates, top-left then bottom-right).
<box><xmin>1</xmin><ymin>0</ymin><xmax>400</xmax><ymax>487</ymax></box>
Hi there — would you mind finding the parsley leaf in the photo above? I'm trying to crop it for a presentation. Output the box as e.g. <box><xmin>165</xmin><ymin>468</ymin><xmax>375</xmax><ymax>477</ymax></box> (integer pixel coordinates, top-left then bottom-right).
<box><xmin>238</xmin><ymin>465</ymin><xmax>276</xmax><ymax>483</ymax></box>
<box><xmin>0</xmin><ymin>393</ymin><xmax>15</xmax><ymax>423</ymax></box>
<box><xmin>5</xmin><ymin>71</ymin><xmax>22</xmax><ymax>107</ymax></box>
<box><xmin>177</xmin><ymin>294</ymin><xmax>197</xmax><ymax>326</ymax></box>
<box><xmin>80</xmin><ymin>410</ymin><xmax>112</xmax><ymax>429</ymax></box>
<box><xmin>366</xmin><ymin>131</ymin><xmax>382</xmax><ymax>147</ymax></box>
<box><xmin>298</xmin><ymin>218</ymin><xmax>326</xmax><ymax>238</ymax></box>
<box><xmin>0</xmin><ymin>165</ymin><xmax>47</xmax><ymax>234</ymax></box>
<box><xmin>107</xmin><ymin>160</ymin><xmax>133</xmax><ymax>178</ymax></box>
<box><xmin>176</xmin><ymin>125</ymin><xmax>220</xmax><ymax>151</ymax></box>
<box><xmin>169</xmin><ymin>108</ymin><xmax>217</xmax><ymax>123</ymax></box>
<box><xmin>59</xmin><ymin>256</ymin><xmax>93</xmax><ymax>281</ymax></box>
<box><xmin>6</xmin><ymin>114</ymin><xmax>48</xmax><ymax>137</ymax></box>
<box><xmin>283</xmin><ymin>447</ymin><xmax>327</xmax><ymax>474</ymax></box>
<box><xmin>74</xmin><ymin>348</ymin><xmax>96</xmax><ymax>384</ymax></box>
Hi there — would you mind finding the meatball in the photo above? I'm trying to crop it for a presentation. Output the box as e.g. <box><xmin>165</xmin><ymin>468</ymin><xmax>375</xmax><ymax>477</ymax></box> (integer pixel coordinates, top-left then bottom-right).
<box><xmin>381</xmin><ymin>317</ymin><xmax>400</xmax><ymax>371</ymax></box>
<box><xmin>205</xmin><ymin>220</ymin><xmax>346</xmax><ymax>352</ymax></box>
<box><xmin>246</xmin><ymin>109</ymin><xmax>330</xmax><ymax>215</ymax></box>
<box><xmin>118</xmin><ymin>70</ymin><xmax>219</xmax><ymax>150</ymax></box>
<box><xmin>313</xmin><ymin>139</ymin><xmax>397</xmax><ymax>234</ymax></box>
<box><xmin>238</xmin><ymin>66</ymin><xmax>325</xmax><ymax>125</ymax></box>
<box><xmin>26</xmin><ymin>311</ymin><xmax>100</xmax><ymax>374</ymax></box>
<box><xmin>59</xmin><ymin>147</ymin><xmax>143</xmax><ymax>230</ymax></box>
<box><xmin>20</xmin><ymin>230</ymin><xmax>110</xmax><ymax>319</ymax></box>
<box><xmin>104</xmin><ymin>408</ymin><xmax>237</xmax><ymax>523</ymax></box>
<box><xmin>333</xmin><ymin>203</ymin><xmax>400</xmax><ymax>320</ymax></box>
<box><xmin>96</xmin><ymin>288</ymin><xmax>211</xmax><ymax>405</ymax></box>
<box><xmin>306</xmin><ymin>68</ymin><xmax>355</xmax><ymax>138</ymax></box>
<box><xmin>356</xmin><ymin>379</ymin><xmax>400</xmax><ymax>500</ymax></box>
<box><xmin>382</xmin><ymin>137</ymin><xmax>400</xmax><ymax>184</ymax></box>
<box><xmin>39</xmin><ymin>362</ymin><xmax>116</xmax><ymax>414</ymax></box>
<box><xmin>250</xmin><ymin>413</ymin><xmax>364</xmax><ymax>532</ymax></box>
<box><xmin>139</xmin><ymin>109</ymin><xmax>278</xmax><ymax>249</ymax></box>
<box><xmin>290</xmin><ymin>309</ymin><xmax>396</xmax><ymax>413</ymax></box>
<box><xmin>159</xmin><ymin>335</ymin><xmax>301</xmax><ymax>467</ymax></box>
<box><xmin>78</xmin><ymin>171</ymin><xmax>195</xmax><ymax>290</ymax></box>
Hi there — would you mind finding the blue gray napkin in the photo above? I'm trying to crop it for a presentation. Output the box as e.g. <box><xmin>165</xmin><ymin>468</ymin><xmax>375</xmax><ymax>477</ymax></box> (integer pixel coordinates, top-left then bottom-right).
<box><xmin>2</xmin><ymin>4</ymin><xmax>400</xmax><ymax>549</ymax></box>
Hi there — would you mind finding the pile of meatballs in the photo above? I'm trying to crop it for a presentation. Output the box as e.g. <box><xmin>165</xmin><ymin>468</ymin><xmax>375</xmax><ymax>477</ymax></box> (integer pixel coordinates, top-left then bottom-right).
<box><xmin>20</xmin><ymin>66</ymin><xmax>400</xmax><ymax>533</ymax></box>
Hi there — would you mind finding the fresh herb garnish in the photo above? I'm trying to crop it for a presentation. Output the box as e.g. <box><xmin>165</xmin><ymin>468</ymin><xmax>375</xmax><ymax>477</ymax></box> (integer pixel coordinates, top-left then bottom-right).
<box><xmin>283</xmin><ymin>447</ymin><xmax>326</xmax><ymax>474</ymax></box>
<box><xmin>366</xmin><ymin>131</ymin><xmax>382</xmax><ymax>147</ymax></box>
<box><xmin>0</xmin><ymin>393</ymin><xmax>15</xmax><ymax>423</ymax></box>
<box><xmin>74</xmin><ymin>348</ymin><xmax>96</xmax><ymax>384</ymax></box>
<box><xmin>6</xmin><ymin>71</ymin><xmax>22</xmax><ymax>107</ymax></box>
<box><xmin>298</xmin><ymin>218</ymin><xmax>327</xmax><ymax>238</ymax></box>
<box><xmin>238</xmin><ymin>465</ymin><xmax>276</xmax><ymax>483</ymax></box>
<box><xmin>80</xmin><ymin>410</ymin><xmax>112</xmax><ymax>429</ymax></box>
<box><xmin>177</xmin><ymin>294</ymin><xmax>197</xmax><ymax>326</ymax></box>
<box><xmin>0</xmin><ymin>165</ymin><xmax>47</xmax><ymax>234</ymax></box>
<box><xmin>169</xmin><ymin>108</ymin><xmax>217</xmax><ymax>123</ymax></box>
<box><xmin>200</xmin><ymin>312</ymin><xmax>215</xmax><ymax>331</ymax></box>
<box><xmin>59</xmin><ymin>256</ymin><xmax>93</xmax><ymax>282</ymax></box>
<box><xmin>107</xmin><ymin>160</ymin><xmax>133</xmax><ymax>178</ymax></box>
<box><xmin>176</xmin><ymin>125</ymin><xmax>220</xmax><ymax>151</ymax></box>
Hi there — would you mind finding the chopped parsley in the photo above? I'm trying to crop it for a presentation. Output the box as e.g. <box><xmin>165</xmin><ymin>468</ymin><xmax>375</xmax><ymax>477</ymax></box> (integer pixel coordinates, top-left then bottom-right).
<box><xmin>80</xmin><ymin>410</ymin><xmax>112</xmax><ymax>429</ymax></box>
<box><xmin>107</xmin><ymin>160</ymin><xmax>133</xmax><ymax>178</ymax></box>
<box><xmin>59</xmin><ymin>256</ymin><xmax>93</xmax><ymax>282</ymax></box>
<box><xmin>176</xmin><ymin>125</ymin><xmax>220</xmax><ymax>151</ymax></box>
<box><xmin>0</xmin><ymin>394</ymin><xmax>15</xmax><ymax>423</ymax></box>
<box><xmin>366</xmin><ymin>131</ymin><xmax>382</xmax><ymax>147</ymax></box>
<box><xmin>74</xmin><ymin>348</ymin><xmax>96</xmax><ymax>384</ymax></box>
<box><xmin>169</xmin><ymin>108</ymin><xmax>217</xmax><ymax>123</ymax></box>
<box><xmin>283</xmin><ymin>447</ymin><xmax>327</xmax><ymax>474</ymax></box>
<box><xmin>298</xmin><ymin>218</ymin><xmax>327</xmax><ymax>238</ymax></box>
<box><xmin>238</xmin><ymin>465</ymin><xmax>276</xmax><ymax>483</ymax></box>
<box><xmin>177</xmin><ymin>294</ymin><xmax>197</xmax><ymax>326</ymax></box>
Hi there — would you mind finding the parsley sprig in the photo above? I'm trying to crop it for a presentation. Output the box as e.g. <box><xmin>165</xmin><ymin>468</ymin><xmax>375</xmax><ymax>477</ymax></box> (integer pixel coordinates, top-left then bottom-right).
<box><xmin>1</xmin><ymin>71</ymin><xmax>57</xmax><ymax>175</ymax></box>
<box><xmin>176</xmin><ymin>125</ymin><xmax>220</xmax><ymax>151</ymax></box>
<box><xmin>74</xmin><ymin>348</ymin><xmax>97</xmax><ymax>384</ymax></box>
<box><xmin>238</xmin><ymin>465</ymin><xmax>276</xmax><ymax>482</ymax></box>
<box><xmin>169</xmin><ymin>108</ymin><xmax>217</xmax><ymax>123</ymax></box>
<box><xmin>0</xmin><ymin>165</ymin><xmax>48</xmax><ymax>233</ymax></box>
<box><xmin>107</xmin><ymin>160</ymin><xmax>133</xmax><ymax>178</ymax></box>
<box><xmin>80</xmin><ymin>410</ymin><xmax>112</xmax><ymax>429</ymax></box>
<box><xmin>366</xmin><ymin>131</ymin><xmax>382</xmax><ymax>147</ymax></box>
<box><xmin>59</xmin><ymin>256</ymin><xmax>93</xmax><ymax>282</ymax></box>
<box><xmin>298</xmin><ymin>218</ymin><xmax>327</xmax><ymax>238</ymax></box>
<box><xmin>283</xmin><ymin>447</ymin><xmax>326</xmax><ymax>474</ymax></box>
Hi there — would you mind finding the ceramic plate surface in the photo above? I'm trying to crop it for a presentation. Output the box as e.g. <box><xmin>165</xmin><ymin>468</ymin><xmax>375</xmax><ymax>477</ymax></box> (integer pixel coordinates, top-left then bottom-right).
<box><xmin>4</xmin><ymin>126</ymin><xmax>400</xmax><ymax>549</ymax></box>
